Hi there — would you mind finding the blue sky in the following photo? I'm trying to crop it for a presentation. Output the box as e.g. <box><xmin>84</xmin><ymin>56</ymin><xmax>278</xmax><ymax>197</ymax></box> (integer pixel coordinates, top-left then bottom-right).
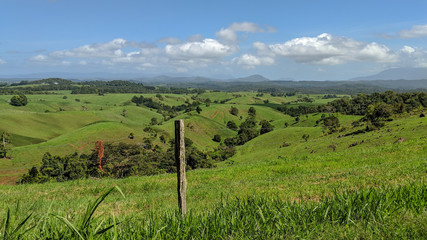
<box><xmin>1</xmin><ymin>0</ymin><xmax>427</xmax><ymax>80</ymax></box>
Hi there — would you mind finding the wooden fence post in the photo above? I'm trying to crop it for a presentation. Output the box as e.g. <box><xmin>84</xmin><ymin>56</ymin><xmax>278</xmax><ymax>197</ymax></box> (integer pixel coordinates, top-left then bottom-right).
<box><xmin>175</xmin><ymin>119</ymin><xmax>187</xmax><ymax>216</ymax></box>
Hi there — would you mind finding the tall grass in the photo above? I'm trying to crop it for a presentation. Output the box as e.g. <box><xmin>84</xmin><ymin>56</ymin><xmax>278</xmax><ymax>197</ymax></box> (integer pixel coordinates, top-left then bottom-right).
<box><xmin>1</xmin><ymin>182</ymin><xmax>425</xmax><ymax>239</ymax></box>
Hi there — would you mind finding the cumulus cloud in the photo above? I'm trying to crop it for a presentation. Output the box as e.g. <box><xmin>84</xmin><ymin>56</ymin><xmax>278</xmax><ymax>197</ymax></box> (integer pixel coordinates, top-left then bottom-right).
<box><xmin>165</xmin><ymin>39</ymin><xmax>233</xmax><ymax>60</ymax></box>
<box><xmin>266</xmin><ymin>33</ymin><xmax>397</xmax><ymax>65</ymax></box>
<box><xmin>232</xmin><ymin>54</ymin><xmax>274</xmax><ymax>68</ymax></box>
<box><xmin>216</xmin><ymin>22</ymin><xmax>275</xmax><ymax>45</ymax></box>
<box><xmin>397</xmin><ymin>45</ymin><xmax>427</xmax><ymax>67</ymax></box>
<box><xmin>50</xmin><ymin>38</ymin><xmax>128</xmax><ymax>58</ymax></box>
<box><xmin>30</xmin><ymin>54</ymin><xmax>48</xmax><ymax>61</ymax></box>
<box><xmin>398</xmin><ymin>24</ymin><xmax>427</xmax><ymax>38</ymax></box>
<box><xmin>228</xmin><ymin>22</ymin><xmax>266</xmax><ymax>32</ymax></box>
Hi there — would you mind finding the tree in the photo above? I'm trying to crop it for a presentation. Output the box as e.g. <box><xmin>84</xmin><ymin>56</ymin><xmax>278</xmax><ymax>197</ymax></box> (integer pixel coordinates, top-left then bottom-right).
<box><xmin>226</xmin><ymin>121</ymin><xmax>238</xmax><ymax>131</ymax></box>
<box><xmin>150</xmin><ymin>117</ymin><xmax>158</xmax><ymax>125</ymax></box>
<box><xmin>323</xmin><ymin>115</ymin><xmax>340</xmax><ymax>133</ymax></box>
<box><xmin>260</xmin><ymin>120</ymin><xmax>274</xmax><ymax>135</ymax></box>
<box><xmin>362</xmin><ymin>103</ymin><xmax>393</xmax><ymax>129</ymax></box>
<box><xmin>10</xmin><ymin>94</ymin><xmax>28</xmax><ymax>106</ymax></box>
<box><xmin>212</xmin><ymin>134</ymin><xmax>221</xmax><ymax>142</ymax></box>
<box><xmin>230</xmin><ymin>106</ymin><xmax>239</xmax><ymax>116</ymax></box>
<box><xmin>248</xmin><ymin>107</ymin><xmax>256</xmax><ymax>117</ymax></box>
<box><xmin>238</xmin><ymin>117</ymin><xmax>258</xmax><ymax>144</ymax></box>
<box><xmin>205</xmin><ymin>98</ymin><xmax>211</xmax><ymax>107</ymax></box>
<box><xmin>196</xmin><ymin>106</ymin><xmax>202</xmax><ymax>114</ymax></box>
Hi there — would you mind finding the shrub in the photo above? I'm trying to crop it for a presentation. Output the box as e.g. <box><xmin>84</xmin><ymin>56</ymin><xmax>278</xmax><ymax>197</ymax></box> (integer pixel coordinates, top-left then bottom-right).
<box><xmin>9</xmin><ymin>94</ymin><xmax>28</xmax><ymax>106</ymax></box>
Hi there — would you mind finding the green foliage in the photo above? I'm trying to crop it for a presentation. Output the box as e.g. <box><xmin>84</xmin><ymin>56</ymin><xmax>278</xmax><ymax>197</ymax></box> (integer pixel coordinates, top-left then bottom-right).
<box><xmin>229</xmin><ymin>106</ymin><xmax>239</xmax><ymax>116</ymax></box>
<box><xmin>322</xmin><ymin>115</ymin><xmax>340</xmax><ymax>134</ymax></box>
<box><xmin>248</xmin><ymin>106</ymin><xmax>256</xmax><ymax>117</ymax></box>
<box><xmin>226</xmin><ymin>121</ymin><xmax>238</xmax><ymax>131</ymax></box>
<box><xmin>362</xmin><ymin>103</ymin><xmax>393</xmax><ymax>129</ymax></box>
<box><xmin>328</xmin><ymin>91</ymin><xmax>427</xmax><ymax>115</ymax></box>
<box><xmin>18</xmin><ymin>141</ymin><xmax>215</xmax><ymax>184</ymax></box>
<box><xmin>196</xmin><ymin>106</ymin><xmax>202</xmax><ymax>114</ymax></box>
<box><xmin>9</xmin><ymin>94</ymin><xmax>28</xmax><ymax>106</ymax></box>
<box><xmin>0</xmin><ymin>132</ymin><xmax>10</xmax><ymax>158</ymax></box>
<box><xmin>259</xmin><ymin>120</ymin><xmax>274</xmax><ymax>135</ymax></box>
<box><xmin>212</xmin><ymin>134</ymin><xmax>221</xmax><ymax>142</ymax></box>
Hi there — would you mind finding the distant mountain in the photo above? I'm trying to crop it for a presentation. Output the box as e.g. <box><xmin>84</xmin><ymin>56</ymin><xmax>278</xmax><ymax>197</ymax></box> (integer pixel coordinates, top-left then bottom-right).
<box><xmin>351</xmin><ymin>67</ymin><xmax>427</xmax><ymax>81</ymax></box>
<box><xmin>228</xmin><ymin>74</ymin><xmax>270</xmax><ymax>82</ymax></box>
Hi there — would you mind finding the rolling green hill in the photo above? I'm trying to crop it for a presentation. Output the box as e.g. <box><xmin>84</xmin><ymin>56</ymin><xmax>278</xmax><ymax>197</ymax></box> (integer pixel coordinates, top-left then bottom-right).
<box><xmin>0</xmin><ymin>87</ymin><xmax>426</xmax><ymax>238</ymax></box>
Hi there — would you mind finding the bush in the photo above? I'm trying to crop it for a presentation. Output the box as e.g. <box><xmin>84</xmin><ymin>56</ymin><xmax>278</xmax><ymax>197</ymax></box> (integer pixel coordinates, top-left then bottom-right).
<box><xmin>212</xmin><ymin>134</ymin><xmax>221</xmax><ymax>142</ymax></box>
<box><xmin>9</xmin><ymin>94</ymin><xmax>28</xmax><ymax>106</ymax></box>
<box><xmin>230</xmin><ymin>106</ymin><xmax>239</xmax><ymax>116</ymax></box>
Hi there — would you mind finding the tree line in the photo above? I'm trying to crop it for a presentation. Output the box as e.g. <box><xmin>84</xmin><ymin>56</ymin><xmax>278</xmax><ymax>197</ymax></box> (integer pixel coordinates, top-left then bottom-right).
<box><xmin>19</xmin><ymin>137</ymin><xmax>231</xmax><ymax>184</ymax></box>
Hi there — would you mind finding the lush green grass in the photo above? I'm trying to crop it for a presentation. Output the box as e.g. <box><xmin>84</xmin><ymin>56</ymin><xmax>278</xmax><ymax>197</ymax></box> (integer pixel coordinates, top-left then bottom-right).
<box><xmin>1</xmin><ymin>182</ymin><xmax>425</xmax><ymax>239</ymax></box>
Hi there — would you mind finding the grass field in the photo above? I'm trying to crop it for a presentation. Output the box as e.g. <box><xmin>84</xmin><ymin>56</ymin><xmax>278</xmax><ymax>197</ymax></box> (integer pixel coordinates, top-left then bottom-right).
<box><xmin>0</xmin><ymin>90</ymin><xmax>426</xmax><ymax>238</ymax></box>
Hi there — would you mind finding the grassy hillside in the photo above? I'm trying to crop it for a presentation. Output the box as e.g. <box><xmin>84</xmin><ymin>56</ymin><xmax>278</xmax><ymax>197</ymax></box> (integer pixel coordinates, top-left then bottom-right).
<box><xmin>0</xmin><ymin>88</ymin><xmax>426</xmax><ymax>238</ymax></box>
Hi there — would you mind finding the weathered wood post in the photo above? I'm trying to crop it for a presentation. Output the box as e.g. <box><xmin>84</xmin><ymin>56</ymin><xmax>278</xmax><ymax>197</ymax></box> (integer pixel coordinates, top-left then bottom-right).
<box><xmin>175</xmin><ymin>119</ymin><xmax>187</xmax><ymax>216</ymax></box>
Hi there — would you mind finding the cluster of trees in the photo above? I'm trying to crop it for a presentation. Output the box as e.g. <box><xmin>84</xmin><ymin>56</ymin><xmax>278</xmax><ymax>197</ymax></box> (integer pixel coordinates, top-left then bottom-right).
<box><xmin>223</xmin><ymin>107</ymin><xmax>274</xmax><ymax>146</ymax></box>
<box><xmin>131</xmin><ymin>95</ymin><xmax>202</xmax><ymax>119</ymax></box>
<box><xmin>276</xmin><ymin>105</ymin><xmax>322</xmax><ymax>117</ymax></box>
<box><xmin>0</xmin><ymin>78</ymin><xmax>206</xmax><ymax>95</ymax></box>
<box><xmin>19</xmin><ymin>139</ymin><xmax>215</xmax><ymax>184</ymax></box>
<box><xmin>327</xmin><ymin>91</ymin><xmax>427</xmax><ymax>115</ymax></box>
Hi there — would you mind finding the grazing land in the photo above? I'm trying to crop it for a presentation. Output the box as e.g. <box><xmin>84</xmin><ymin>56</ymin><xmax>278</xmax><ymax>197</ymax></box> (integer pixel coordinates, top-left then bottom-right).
<box><xmin>0</xmin><ymin>79</ymin><xmax>426</xmax><ymax>239</ymax></box>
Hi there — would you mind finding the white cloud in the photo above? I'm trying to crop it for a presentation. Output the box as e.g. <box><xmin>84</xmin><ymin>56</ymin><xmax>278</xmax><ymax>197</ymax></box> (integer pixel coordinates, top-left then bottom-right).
<box><xmin>50</xmin><ymin>38</ymin><xmax>128</xmax><ymax>58</ymax></box>
<box><xmin>399</xmin><ymin>45</ymin><xmax>415</xmax><ymax>54</ymax></box>
<box><xmin>30</xmin><ymin>54</ymin><xmax>48</xmax><ymax>61</ymax></box>
<box><xmin>0</xmin><ymin>58</ymin><xmax>6</xmax><ymax>64</ymax></box>
<box><xmin>398</xmin><ymin>24</ymin><xmax>427</xmax><ymax>38</ymax></box>
<box><xmin>228</xmin><ymin>22</ymin><xmax>266</xmax><ymax>33</ymax></box>
<box><xmin>396</xmin><ymin>45</ymin><xmax>427</xmax><ymax>68</ymax></box>
<box><xmin>233</xmin><ymin>54</ymin><xmax>274</xmax><ymax>68</ymax></box>
<box><xmin>216</xmin><ymin>28</ymin><xmax>239</xmax><ymax>45</ymax></box>
<box><xmin>267</xmin><ymin>33</ymin><xmax>397</xmax><ymax>65</ymax></box>
<box><xmin>165</xmin><ymin>39</ymin><xmax>233</xmax><ymax>60</ymax></box>
<box><xmin>216</xmin><ymin>22</ymin><xmax>274</xmax><ymax>45</ymax></box>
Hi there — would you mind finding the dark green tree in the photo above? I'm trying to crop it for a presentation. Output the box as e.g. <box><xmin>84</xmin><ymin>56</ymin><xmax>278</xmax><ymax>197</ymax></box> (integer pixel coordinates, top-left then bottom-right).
<box><xmin>362</xmin><ymin>103</ymin><xmax>393</xmax><ymax>129</ymax></box>
<box><xmin>10</xmin><ymin>94</ymin><xmax>28</xmax><ymax>106</ymax></box>
<box><xmin>323</xmin><ymin>115</ymin><xmax>340</xmax><ymax>133</ymax></box>
<box><xmin>196</xmin><ymin>106</ymin><xmax>202</xmax><ymax>114</ymax></box>
<box><xmin>212</xmin><ymin>134</ymin><xmax>221</xmax><ymax>142</ymax></box>
<box><xmin>226</xmin><ymin>121</ymin><xmax>238</xmax><ymax>131</ymax></box>
<box><xmin>248</xmin><ymin>107</ymin><xmax>256</xmax><ymax>117</ymax></box>
<box><xmin>238</xmin><ymin>117</ymin><xmax>258</xmax><ymax>144</ymax></box>
<box><xmin>150</xmin><ymin>117</ymin><xmax>158</xmax><ymax>125</ymax></box>
<box><xmin>230</xmin><ymin>106</ymin><xmax>239</xmax><ymax>116</ymax></box>
<box><xmin>260</xmin><ymin>120</ymin><xmax>274</xmax><ymax>135</ymax></box>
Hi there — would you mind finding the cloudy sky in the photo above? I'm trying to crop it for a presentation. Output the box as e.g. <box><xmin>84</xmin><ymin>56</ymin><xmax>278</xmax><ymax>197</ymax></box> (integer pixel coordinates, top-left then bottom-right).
<box><xmin>1</xmin><ymin>0</ymin><xmax>427</xmax><ymax>80</ymax></box>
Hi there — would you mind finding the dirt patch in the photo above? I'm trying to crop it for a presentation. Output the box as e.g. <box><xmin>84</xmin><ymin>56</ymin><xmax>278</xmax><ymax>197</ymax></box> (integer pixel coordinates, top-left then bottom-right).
<box><xmin>210</xmin><ymin>110</ymin><xmax>219</xmax><ymax>119</ymax></box>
